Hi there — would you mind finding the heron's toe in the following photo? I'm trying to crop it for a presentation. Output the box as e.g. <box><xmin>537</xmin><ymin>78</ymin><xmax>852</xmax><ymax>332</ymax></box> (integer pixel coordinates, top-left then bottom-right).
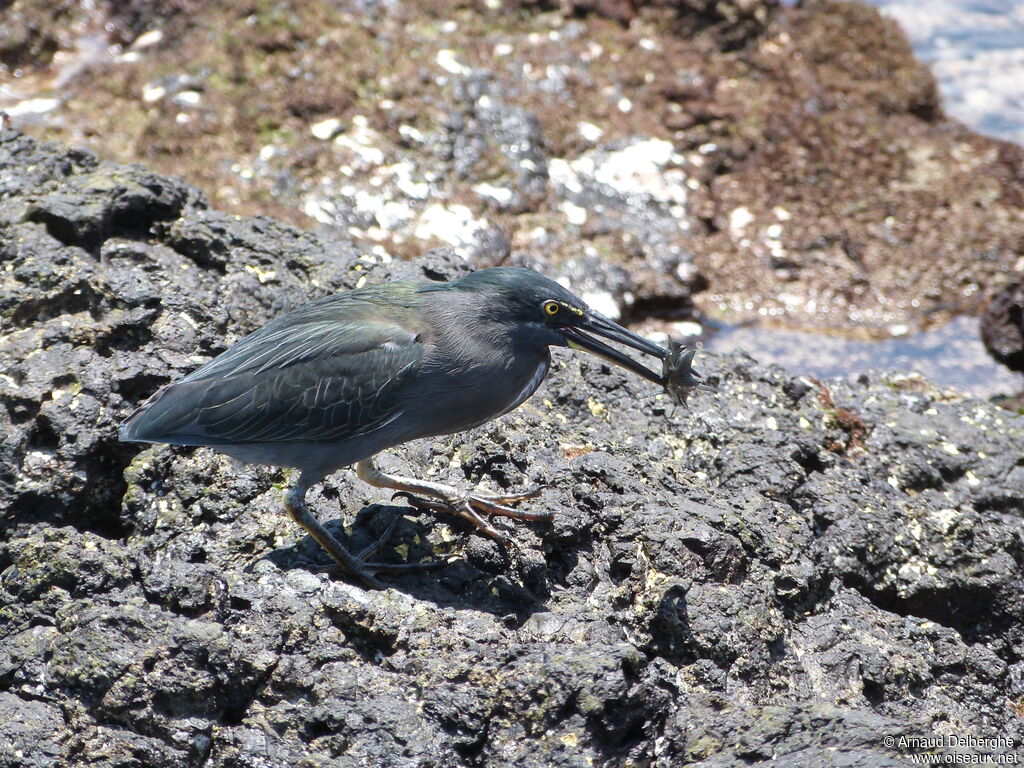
<box><xmin>356</xmin><ymin>513</ymin><xmax>401</xmax><ymax>561</ymax></box>
<box><xmin>467</xmin><ymin>494</ymin><xmax>554</xmax><ymax>522</ymax></box>
<box><xmin>481</xmin><ymin>483</ymin><xmax>550</xmax><ymax>504</ymax></box>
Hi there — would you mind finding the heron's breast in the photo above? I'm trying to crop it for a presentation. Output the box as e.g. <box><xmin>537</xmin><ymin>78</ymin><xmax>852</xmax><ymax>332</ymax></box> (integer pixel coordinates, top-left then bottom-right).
<box><xmin>402</xmin><ymin>351</ymin><xmax>550</xmax><ymax>438</ymax></box>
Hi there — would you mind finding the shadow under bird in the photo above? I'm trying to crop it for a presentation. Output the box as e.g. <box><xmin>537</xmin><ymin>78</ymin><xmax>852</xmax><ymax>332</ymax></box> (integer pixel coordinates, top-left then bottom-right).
<box><xmin>121</xmin><ymin>266</ymin><xmax>706</xmax><ymax>588</ymax></box>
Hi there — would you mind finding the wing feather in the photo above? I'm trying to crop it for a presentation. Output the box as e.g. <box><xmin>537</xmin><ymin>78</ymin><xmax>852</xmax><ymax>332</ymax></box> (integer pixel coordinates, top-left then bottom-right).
<box><xmin>123</xmin><ymin>311</ymin><xmax>425</xmax><ymax>446</ymax></box>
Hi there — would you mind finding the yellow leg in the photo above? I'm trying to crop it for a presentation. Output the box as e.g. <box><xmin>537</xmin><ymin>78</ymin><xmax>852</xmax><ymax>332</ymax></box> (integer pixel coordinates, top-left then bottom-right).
<box><xmin>355</xmin><ymin>457</ymin><xmax>552</xmax><ymax>544</ymax></box>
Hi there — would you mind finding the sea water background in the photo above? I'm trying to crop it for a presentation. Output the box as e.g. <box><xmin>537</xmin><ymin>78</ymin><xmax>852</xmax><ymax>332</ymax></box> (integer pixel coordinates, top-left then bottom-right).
<box><xmin>869</xmin><ymin>0</ymin><xmax>1024</xmax><ymax>145</ymax></box>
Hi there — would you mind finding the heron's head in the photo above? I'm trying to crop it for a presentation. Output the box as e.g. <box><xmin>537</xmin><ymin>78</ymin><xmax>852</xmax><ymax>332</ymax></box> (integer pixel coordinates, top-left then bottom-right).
<box><xmin>439</xmin><ymin>266</ymin><xmax>670</xmax><ymax>385</ymax></box>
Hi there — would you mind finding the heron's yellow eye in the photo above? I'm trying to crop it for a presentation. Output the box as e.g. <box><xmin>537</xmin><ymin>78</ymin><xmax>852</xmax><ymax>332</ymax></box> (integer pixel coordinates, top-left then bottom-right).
<box><xmin>543</xmin><ymin>301</ymin><xmax>560</xmax><ymax>316</ymax></box>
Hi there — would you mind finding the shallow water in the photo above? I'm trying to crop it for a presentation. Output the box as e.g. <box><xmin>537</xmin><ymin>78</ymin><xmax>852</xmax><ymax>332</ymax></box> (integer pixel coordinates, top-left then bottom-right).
<box><xmin>868</xmin><ymin>0</ymin><xmax>1024</xmax><ymax>144</ymax></box>
<box><xmin>704</xmin><ymin>315</ymin><xmax>1022</xmax><ymax>397</ymax></box>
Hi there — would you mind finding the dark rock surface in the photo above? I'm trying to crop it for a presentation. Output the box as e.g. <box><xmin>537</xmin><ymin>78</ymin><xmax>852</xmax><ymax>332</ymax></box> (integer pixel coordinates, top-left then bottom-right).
<box><xmin>3</xmin><ymin>134</ymin><xmax>1024</xmax><ymax>766</ymax></box>
<box><xmin>982</xmin><ymin>279</ymin><xmax>1024</xmax><ymax>374</ymax></box>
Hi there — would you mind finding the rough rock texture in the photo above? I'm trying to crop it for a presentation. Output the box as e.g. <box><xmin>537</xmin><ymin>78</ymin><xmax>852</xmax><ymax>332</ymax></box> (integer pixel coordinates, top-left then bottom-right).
<box><xmin>3</xmin><ymin>134</ymin><xmax>1024</xmax><ymax>767</ymax></box>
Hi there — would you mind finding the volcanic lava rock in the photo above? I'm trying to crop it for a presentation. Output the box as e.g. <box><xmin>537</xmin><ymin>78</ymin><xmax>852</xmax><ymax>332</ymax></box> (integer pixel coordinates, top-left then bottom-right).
<box><xmin>2</xmin><ymin>133</ymin><xmax>1023</xmax><ymax>767</ymax></box>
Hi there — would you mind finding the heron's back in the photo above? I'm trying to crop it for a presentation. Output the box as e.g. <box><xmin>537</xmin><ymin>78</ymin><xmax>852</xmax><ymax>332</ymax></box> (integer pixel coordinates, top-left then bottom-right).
<box><xmin>120</xmin><ymin>283</ymin><xmax>430</xmax><ymax>456</ymax></box>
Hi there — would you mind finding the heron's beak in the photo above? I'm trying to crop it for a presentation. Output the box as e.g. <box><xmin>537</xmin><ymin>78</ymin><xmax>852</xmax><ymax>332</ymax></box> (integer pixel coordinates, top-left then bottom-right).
<box><xmin>561</xmin><ymin>312</ymin><xmax>667</xmax><ymax>385</ymax></box>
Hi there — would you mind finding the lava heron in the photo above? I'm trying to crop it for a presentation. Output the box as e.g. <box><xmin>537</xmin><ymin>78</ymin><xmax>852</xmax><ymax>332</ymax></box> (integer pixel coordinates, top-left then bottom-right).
<box><xmin>121</xmin><ymin>266</ymin><xmax>705</xmax><ymax>587</ymax></box>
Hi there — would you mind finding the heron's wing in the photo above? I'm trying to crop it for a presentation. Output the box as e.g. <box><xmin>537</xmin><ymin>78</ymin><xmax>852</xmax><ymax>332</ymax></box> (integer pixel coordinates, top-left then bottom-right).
<box><xmin>122</xmin><ymin>317</ymin><xmax>424</xmax><ymax>445</ymax></box>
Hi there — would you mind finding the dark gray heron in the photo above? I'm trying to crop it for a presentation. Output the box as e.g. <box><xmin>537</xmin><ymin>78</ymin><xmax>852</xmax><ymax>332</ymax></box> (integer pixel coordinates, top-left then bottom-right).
<box><xmin>121</xmin><ymin>266</ymin><xmax>705</xmax><ymax>587</ymax></box>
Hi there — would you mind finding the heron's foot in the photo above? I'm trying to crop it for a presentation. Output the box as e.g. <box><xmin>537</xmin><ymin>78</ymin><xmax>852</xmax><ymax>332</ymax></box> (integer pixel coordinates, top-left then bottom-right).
<box><xmin>394</xmin><ymin>484</ymin><xmax>554</xmax><ymax>547</ymax></box>
<box><xmin>308</xmin><ymin>513</ymin><xmax>446</xmax><ymax>584</ymax></box>
<box><xmin>287</xmin><ymin>501</ymin><xmax>444</xmax><ymax>589</ymax></box>
<box><xmin>354</xmin><ymin>459</ymin><xmax>552</xmax><ymax>547</ymax></box>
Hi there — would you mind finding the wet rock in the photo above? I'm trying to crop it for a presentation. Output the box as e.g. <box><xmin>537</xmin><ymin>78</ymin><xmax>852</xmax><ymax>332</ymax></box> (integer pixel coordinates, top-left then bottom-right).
<box><xmin>981</xmin><ymin>278</ymin><xmax>1024</xmax><ymax>373</ymax></box>
<box><xmin>2</xmin><ymin>134</ymin><xmax>1024</xmax><ymax>766</ymax></box>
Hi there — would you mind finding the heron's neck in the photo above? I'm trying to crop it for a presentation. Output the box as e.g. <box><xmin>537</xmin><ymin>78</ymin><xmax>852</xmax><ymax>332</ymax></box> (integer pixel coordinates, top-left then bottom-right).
<box><xmin>422</xmin><ymin>291</ymin><xmax>547</xmax><ymax>368</ymax></box>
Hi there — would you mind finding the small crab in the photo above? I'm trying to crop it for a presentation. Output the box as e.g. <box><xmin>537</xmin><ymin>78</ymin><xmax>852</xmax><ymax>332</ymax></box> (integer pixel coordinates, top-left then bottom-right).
<box><xmin>661</xmin><ymin>340</ymin><xmax>711</xmax><ymax>406</ymax></box>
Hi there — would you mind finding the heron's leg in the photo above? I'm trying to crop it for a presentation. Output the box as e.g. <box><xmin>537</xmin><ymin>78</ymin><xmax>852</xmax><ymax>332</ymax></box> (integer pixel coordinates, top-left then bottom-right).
<box><xmin>284</xmin><ymin>473</ymin><xmax>443</xmax><ymax>588</ymax></box>
<box><xmin>391</xmin><ymin>491</ymin><xmax>512</xmax><ymax>545</ymax></box>
<box><xmin>355</xmin><ymin>458</ymin><xmax>554</xmax><ymax>542</ymax></box>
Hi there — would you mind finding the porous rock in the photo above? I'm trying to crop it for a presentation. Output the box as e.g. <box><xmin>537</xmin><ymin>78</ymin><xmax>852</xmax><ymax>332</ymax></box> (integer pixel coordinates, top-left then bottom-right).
<box><xmin>2</xmin><ymin>133</ymin><xmax>1023</xmax><ymax>766</ymax></box>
